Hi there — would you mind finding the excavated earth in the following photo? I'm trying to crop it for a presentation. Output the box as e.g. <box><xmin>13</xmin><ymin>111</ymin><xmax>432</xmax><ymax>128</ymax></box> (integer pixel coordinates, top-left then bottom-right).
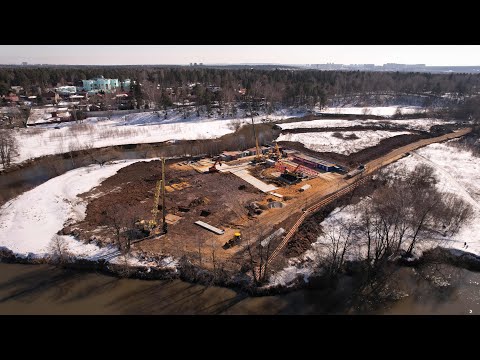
<box><xmin>68</xmin><ymin>160</ymin><xmax>266</xmax><ymax>264</ymax></box>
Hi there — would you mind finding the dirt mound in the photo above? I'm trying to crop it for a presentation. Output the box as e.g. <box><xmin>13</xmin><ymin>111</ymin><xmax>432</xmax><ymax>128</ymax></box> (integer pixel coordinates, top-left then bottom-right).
<box><xmin>279</xmin><ymin>133</ymin><xmax>427</xmax><ymax>169</ymax></box>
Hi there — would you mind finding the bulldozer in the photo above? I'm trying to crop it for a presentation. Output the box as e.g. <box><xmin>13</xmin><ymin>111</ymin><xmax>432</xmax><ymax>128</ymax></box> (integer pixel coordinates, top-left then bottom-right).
<box><xmin>223</xmin><ymin>232</ymin><xmax>241</xmax><ymax>249</ymax></box>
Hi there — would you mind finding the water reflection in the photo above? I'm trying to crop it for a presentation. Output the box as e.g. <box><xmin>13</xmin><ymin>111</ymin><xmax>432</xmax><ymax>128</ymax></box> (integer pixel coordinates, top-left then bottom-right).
<box><xmin>1</xmin><ymin>263</ymin><xmax>478</xmax><ymax>315</ymax></box>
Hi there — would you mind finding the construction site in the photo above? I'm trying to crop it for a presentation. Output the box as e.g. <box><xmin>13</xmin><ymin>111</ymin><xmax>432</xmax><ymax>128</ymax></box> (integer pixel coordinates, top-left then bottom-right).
<box><xmin>63</xmin><ymin>117</ymin><xmax>473</xmax><ymax>281</ymax></box>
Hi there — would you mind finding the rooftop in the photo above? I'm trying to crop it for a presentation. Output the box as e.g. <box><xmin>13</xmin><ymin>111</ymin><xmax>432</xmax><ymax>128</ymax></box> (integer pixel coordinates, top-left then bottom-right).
<box><xmin>292</xmin><ymin>153</ymin><xmax>335</xmax><ymax>167</ymax></box>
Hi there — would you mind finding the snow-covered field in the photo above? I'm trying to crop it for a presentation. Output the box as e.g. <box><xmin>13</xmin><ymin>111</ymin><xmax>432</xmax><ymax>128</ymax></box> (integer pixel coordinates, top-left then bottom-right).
<box><xmin>0</xmin><ymin>158</ymin><xmax>176</xmax><ymax>269</ymax></box>
<box><xmin>321</xmin><ymin>106</ymin><xmax>425</xmax><ymax>116</ymax></box>
<box><xmin>277</xmin><ymin>118</ymin><xmax>455</xmax><ymax>132</ymax></box>
<box><xmin>13</xmin><ymin>109</ymin><xmax>301</xmax><ymax>164</ymax></box>
<box><xmin>276</xmin><ymin>131</ymin><xmax>410</xmax><ymax>155</ymax></box>
<box><xmin>270</xmin><ymin>142</ymin><xmax>480</xmax><ymax>287</ymax></box>
<box><xmin>10</xmin><ymin>106</ymin><xmax>436</xmax><ymax>165</ymax></box>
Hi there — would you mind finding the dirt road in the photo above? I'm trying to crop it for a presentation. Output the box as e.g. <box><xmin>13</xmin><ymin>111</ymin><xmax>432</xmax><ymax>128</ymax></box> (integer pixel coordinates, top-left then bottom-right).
<box><xmin>256</xmin><ymin>127</ymin><xmax>472</xmax><ymax>265</ymax></box>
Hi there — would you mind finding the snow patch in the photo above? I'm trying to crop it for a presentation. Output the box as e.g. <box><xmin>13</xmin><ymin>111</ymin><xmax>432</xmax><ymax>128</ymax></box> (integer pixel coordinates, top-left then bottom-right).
<box><xmin>14</xmin><ymin>108</ymin><xmax>304</xmax><ymax>164</ymax></box>
<box><xmin>321</xmin><ymin>106</ymin><xmax>424</xmax><ymax>117</ymax></box>
<box><xmin>276</xmin><ymin>131</ymin><xmax>410</xmax><ymax>155</ymax></box>
<box><xmin>270</xmin><ymin>142</ymin><xmax>480</xmax><ymax>286</ymax></box>
<box><xmin>277</xmin><ymin>118</ymin><xmax>457</xmax><ymax>131</ymax></box>
<box><xmin>0</xmin><ymin>158</ymin><xmax>177</xmax><ymax>270</ymax></box>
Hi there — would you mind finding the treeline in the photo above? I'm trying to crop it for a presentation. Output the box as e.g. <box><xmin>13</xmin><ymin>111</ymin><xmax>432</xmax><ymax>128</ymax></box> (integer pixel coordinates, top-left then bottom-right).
<box><xmin>1</xmin><ymin>66</ymin><xmax>480</xmax><ymax>105</ymax></box>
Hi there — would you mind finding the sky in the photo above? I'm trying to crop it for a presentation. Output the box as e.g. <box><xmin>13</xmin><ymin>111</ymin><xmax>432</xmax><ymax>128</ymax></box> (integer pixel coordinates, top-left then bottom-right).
<box><xmin>0</xmin><ymin>45</ymin><xmax>479</xmax><ymax>66</ymax></box>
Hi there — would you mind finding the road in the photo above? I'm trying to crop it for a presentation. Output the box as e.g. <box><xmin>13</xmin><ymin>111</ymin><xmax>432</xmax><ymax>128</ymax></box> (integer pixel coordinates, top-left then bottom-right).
<box><xmin>258</xmin><ymin>127</ymin><xmax>472</xmax><ymax>265</ymax></box>
<box><xmin>209</xmin><ymin>128</ymin><xmax>472</xmax><ymax>268</ymax></box>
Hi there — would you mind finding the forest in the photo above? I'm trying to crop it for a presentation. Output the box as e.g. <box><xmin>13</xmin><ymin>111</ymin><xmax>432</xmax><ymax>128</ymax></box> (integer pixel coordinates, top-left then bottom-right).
<box><xmin>1</xmin><ymin>66</ymin><xmax>479</xmax><ymax>104</ymax></box>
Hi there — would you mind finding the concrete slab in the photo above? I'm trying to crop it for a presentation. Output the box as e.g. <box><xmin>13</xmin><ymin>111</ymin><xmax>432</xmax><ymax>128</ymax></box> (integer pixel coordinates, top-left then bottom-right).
<box><xmin>231</xmin><ymin>169</ymin><xmax>278</xmax><ymax>193</ymax></box>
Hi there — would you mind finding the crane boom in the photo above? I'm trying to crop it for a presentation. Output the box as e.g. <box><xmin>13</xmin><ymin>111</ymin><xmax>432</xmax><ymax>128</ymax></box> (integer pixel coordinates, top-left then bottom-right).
<box><xmin>161</xmin><ymin>157</ymin><xmax>167</xmax><ymax>233</ymax></box>
<box><xmin>248</xmin><ymin>100</ymin><xmax>262</xmax><ymax>162</ymax></box>
<box><xmin>275</xmin><ymin>142</ymin><xmax>281</xmax><ymax>158</ymax></box>
<box><xmin>251</xmin><ymin>117</ymin><xmax>262</xmax><ymax>161</ymax></box>
<box><xmin>150</xmin><ymin>179</ymin><xmax>162</xmax><ymax>226</ymax></box>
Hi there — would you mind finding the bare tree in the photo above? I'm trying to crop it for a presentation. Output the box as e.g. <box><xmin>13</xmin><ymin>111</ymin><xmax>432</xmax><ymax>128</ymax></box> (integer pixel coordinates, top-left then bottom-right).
<box><xmin>49</xmin><ymin>234</ymin><xmax>69</xmax><ymax>264</ymax></box>
<box><xmin>83</xmin><ymin>146</ymin><xmax>120</xmax><ymax>167</ymax></box>
<box><xmin>19</xmin><ymin>106</ymin><xmax>30</xmax><ymax>128</ymax></box>
<box><xmin>318</xmin><ymin>163</ymin><xmax>474</xmax><ymax>299</ymax></box>
<box><xmin>362</xmin><ymin>107</ymin><xmax>371</xmax><ymax>116</ymax></box>
<box><xmin>316</xmin><ymin>219</ymin><xmax>356</xmax><ymax>278</ymax></box>
<box><xmin>243</xmin><ymin>227</ymin><xmax>274</xmax><ymax>285</ymax></box>
<box><xmin>228</xmin><ymin>118</ymin><xmax>242</xmax><ymax>132</ymax></box>
<box><xmin>0</xmin><ymin>129</ymin><xmax>19</xmax><ymax>168</ymax></box>
<box><xmin>103</xmin><ymin>204</ymin><xmax>141</xmax><ymax>253</ymax></box>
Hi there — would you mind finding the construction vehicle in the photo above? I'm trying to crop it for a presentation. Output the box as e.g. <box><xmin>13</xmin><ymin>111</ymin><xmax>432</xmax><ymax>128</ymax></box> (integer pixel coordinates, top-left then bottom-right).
<box><xmin>345</xmin><ymin>164</ymin><xmax>366</xmax><ymax>179</ymax></box>
<box><xmin>136</xmin><ymin>179</ymin><xmax>162</xmax><ymax>235</ymax></box>
<box><xmin>248</xmin><ymin>100</ymin><xmax>264</xmax><ymax>164</ymax></box>
<box><xmin>274</xmin><ymin>142</ymin><xmax>282</xmax><ymax>159</ymax></box>
<box><xmin>279</xmin><ymin>163</ymin><xmax>303</xmax><ymax>184</ymax></box>
<box><xmin>267</xmin><ymin>142</ymin><xmax>282</xmax><ymax>160</ymax></box>
<box><xmin>223</xmin><ymin>232</ymin><xmax>241</xmax><ymax>249</ymax></box>
<box><xmin>135</xmin><ymin>158</ymin><xmax>168</xmax><ymax>236</ymax></box>
<box><xmin>208</xmin><ymin>158</ymin><xmax>222</xmax><ymax>173</ymax></box>
<box><xmin>285</xmin><ymin>163</ymin><xmax>302</xmax><ymax>176</ymax></box>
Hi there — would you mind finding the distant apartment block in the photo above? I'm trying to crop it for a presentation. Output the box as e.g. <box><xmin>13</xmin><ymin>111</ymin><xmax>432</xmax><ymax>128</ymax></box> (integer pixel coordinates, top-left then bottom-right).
<box><xmin>82</xmin><ymin>76</ymin><xmax>131</xmax><ymax>94</ymax></box>
<box><xmin>82</xmin><ymin>76</ymin><xmax>119</xmax><ymax>94</ymax></box>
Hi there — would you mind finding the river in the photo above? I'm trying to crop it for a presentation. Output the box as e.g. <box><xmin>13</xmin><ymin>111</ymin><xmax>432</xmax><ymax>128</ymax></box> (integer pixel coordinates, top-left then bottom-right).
<box><xmin>1</xmin><ymin>262</ymin><xmax>479</xmax><ymax>314</ymax></box>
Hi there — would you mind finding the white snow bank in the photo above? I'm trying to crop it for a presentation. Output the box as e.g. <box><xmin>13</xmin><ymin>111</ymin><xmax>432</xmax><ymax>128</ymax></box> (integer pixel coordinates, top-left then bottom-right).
<box><xmin>269</xmin><ymin>264</ymin><xmax>314</xmax><ymax>287</ymax></box>
<box><xmin>277</xmin><ymin>118</ymin><xmax>455</xmax><ymax>131</ymax></box>
<box><xmin>270</xmin><ymin>142</ymin><xmax>480</xmax><ymax>286</ymax></box>
<box><xmin>14</xmin><ymin>108</ymin><xmax>303</xmax><ymax>164</ymax></box>
<box><xmin>0</xmin><ymin>159</ymin><xmax>139</xmax><ymax>256</ymax></box>
<box><xmin>16</xmin><ymin>118</ymin><xmax>233</xmax><ymax>164</ymax></box>
<box><xmin>313</xmin><ymin>143</ymin><xmax>480</xmax><ymax>258</ymax></box>
<box><xmin>276</xmin><ymin>131</ymin><xmax>410</xmax><ymax>155</ymax></box>
<box><xmin>0</xmin><ymin>158</ymin><xmax>177</xmax><ymax>270</ymax></box>
<box><xmin>321</xmin><ymin>106</ymin><xmax>424</xmax><ymax>116</ymax></box>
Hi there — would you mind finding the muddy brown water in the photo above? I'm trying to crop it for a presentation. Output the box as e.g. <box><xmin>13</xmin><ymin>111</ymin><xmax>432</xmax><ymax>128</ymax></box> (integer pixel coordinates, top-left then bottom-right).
<box><xmin>1</xmin><ymin>262</ymin><xmax>479</xmax><ymax>315</ymax></box>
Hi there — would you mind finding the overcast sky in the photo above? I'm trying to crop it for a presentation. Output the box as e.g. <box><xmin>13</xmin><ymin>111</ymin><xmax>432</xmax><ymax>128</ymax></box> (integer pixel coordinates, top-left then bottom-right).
<box><xmin>1</xmin><ymin>45</ymin><xmax>479</xmax><ymax>66</ymax></box>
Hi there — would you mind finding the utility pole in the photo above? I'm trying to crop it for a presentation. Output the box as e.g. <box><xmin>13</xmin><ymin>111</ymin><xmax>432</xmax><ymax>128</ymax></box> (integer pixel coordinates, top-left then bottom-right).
<box><xmin>161</xmin><ymin>157</ymin><xmax>167</xmax><ymax>234</ymax></box>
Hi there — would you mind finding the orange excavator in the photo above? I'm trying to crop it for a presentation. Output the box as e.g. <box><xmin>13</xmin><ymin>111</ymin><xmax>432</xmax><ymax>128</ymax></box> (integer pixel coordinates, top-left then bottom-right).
<box><xmin>209</xmin><ymin>158</ymin><xmax>222</xmax><ymax>173</ymax></box>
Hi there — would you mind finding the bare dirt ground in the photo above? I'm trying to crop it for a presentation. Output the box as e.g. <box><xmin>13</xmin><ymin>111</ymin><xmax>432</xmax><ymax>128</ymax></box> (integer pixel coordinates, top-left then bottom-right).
<box><xmin>69</xmin><ymin>161</ymin><xmax>267</xmax><ymax>269</ymax></box>
<box><xmin>66</xmin><ymin>127</ymin><xmax>472</xmax><ymax>276</ymax></box>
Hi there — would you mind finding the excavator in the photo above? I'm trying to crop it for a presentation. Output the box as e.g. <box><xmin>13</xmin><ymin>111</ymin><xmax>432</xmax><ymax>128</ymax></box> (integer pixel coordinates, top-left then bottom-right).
<box><xmin>285</xmin><ymin>163</ymin><xmax>302</xmax><ymax>176</ymax></box>
<box><xmin>280</xmin><ymin>163</ymin><xmax>303</xmax><ymax>184</ymax></box>
<box><xmin>208</xmin><ymin>158</ymin><xmax>222</xmax><ymax>173</ymax></box>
